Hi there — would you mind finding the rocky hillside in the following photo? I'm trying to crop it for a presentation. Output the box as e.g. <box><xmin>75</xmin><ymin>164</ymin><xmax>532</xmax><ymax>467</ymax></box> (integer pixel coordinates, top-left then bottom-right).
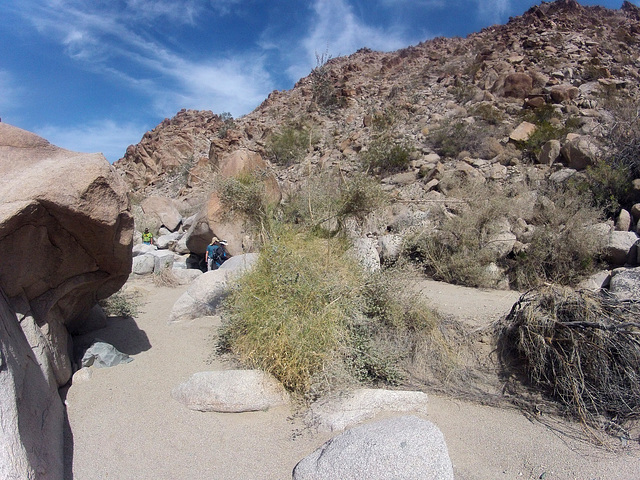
<box><xmin>115</xmin><ymin>0</ymin><xmax>640</xmax><ymax>192</ymax></box>
<box><xmin>115</xmin><ymin>0</ymin><xmax>640</xmax><ymax>289</ymax></box>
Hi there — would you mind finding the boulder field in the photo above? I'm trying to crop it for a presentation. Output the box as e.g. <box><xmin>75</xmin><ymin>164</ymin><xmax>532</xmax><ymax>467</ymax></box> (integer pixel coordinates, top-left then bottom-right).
<box><xmin>0</xmin><ymin>123</ymin><xmax>133</xmax><ymax>479</ymax></box>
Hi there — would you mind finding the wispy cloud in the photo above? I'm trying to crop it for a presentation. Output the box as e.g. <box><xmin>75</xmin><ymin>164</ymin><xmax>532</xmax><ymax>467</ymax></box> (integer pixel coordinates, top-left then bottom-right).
<box><xmin>18</xmin><ymin>0</ymin><xmax>275</xmax><ymax>117</ymax></box>
<box><xmin>286</xmin><ymin>0</ymin><xmax>421</xmax><ymax>81</ymax></box>
<box><xmin>208</xmin><ymin>0</ymin><xmax>243</xmax><ymax>16</ymax></box>
<box><xmin>476</xmin><ymin>0</ymin><xmax>511</xmax><ymax>24</ymax></box>
<box><xmin>36</xmin><ymin>119</ymin><xmax>150</xmax><ymax>162</ymax></box>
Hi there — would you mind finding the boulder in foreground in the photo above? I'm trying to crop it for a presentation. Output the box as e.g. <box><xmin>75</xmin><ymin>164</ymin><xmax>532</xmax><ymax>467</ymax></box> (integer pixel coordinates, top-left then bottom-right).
<box><xmin>292</xmin><ymin>415</ymin><xmax>453</xmax><ymax>480</ymax></box>
<box><xmin>0</xmin><ymin>123</ymin><xmax>133</xmax><ymax>480</ymax></box>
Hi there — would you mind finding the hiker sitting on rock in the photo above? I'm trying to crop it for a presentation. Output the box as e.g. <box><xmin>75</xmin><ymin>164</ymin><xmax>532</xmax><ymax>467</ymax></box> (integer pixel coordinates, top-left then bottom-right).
<box><xmin>205</xmin><ymin>236</ymin><xmax>229</xmax><ymax>271</ymax></box>
<box><xmin>142</xmin><ymin>228</ymin><xmax>153</xmax><ymax>245</ymax></box>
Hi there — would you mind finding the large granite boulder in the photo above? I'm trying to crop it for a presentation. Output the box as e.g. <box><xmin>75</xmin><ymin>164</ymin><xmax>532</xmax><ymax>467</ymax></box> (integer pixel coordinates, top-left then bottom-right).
<box><xmin>0</xmin><ymin>123</ymin><xmax>133</xmax><ymax>477</ymax></box>
<box><xmin>168</xmin><ymin>253</ymin><xmax>258</xmax><ymax>322</ymax></box>
<box><xmin>185</xmin><ymin>149</ymin><xmax>280</xmax><ymax>256</ymax></box>
<box><xmin>292</xmin><ymin>415</ymin><xmax>453</xmax><ymax>480</ymax></box>
<box><xmin>141</xmin><ymin>196</ymin><xmax>182</xmax><ymax>232</ymax></box>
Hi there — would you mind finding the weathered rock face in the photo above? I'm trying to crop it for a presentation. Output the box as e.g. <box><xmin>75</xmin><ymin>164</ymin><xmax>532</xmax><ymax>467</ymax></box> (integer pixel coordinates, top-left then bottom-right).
<box><xmin>113</xmin><ymin>0</ymin><xmax>640</xmax><ymax>287</ymax></box>
<box><xmin>140</xmin><ymin>196</ymin><xmax>182</xmax><ymax>232</ymax></box>
<box><xmin>0</xmin><ymin>123</ymin><xmax>133</xmax><ymax>477</ymax></box>
<box><xmin>0</xmin><ymin>290</ymin><xmax>65</xmax><ymax>480</ymax></box>
<box><xmin>186</xmin><ymin>149</ymin><xmax>281</xmax><ymax>256</ymax></box>
<box><xmin>114</xmin><ymin>109</ymin><xmax>224</xmax><ymax>192</ymax></box>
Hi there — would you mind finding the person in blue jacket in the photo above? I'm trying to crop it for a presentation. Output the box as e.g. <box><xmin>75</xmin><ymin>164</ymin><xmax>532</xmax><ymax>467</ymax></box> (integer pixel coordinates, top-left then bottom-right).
<box><xmin>205</xmin><ymin>237</ymin><xmax>229</xmax><ymax>271</ymax></box>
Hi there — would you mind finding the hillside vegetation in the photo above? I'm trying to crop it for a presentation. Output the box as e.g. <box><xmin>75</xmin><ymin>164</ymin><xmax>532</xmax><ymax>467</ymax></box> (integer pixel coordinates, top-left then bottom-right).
<box><xmin>115</xmin><ymin>0</ymin><xmax>640</xmax><ymax>436</ymax></box>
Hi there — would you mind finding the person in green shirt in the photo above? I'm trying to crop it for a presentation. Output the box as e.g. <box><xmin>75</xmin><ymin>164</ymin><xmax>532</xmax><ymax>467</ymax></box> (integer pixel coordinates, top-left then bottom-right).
<box><xmin>142</xmin><ymin>228</ymin><xmax>153</xmax><ymax>245</ymax></box>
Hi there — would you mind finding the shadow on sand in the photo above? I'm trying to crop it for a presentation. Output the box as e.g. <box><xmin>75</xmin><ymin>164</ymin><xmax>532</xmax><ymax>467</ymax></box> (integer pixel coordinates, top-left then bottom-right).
<box><xmin>63</xmin><ymin>315</ymin><xmax>151</xmax><ymax>479</ymax></box>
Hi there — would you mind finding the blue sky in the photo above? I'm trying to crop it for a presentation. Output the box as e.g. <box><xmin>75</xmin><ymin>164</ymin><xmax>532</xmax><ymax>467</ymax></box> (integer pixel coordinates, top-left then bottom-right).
<box><xmin>0</xmin><ymin>0</ymin><xmax>634</xmax><ymax>162</ymax></box>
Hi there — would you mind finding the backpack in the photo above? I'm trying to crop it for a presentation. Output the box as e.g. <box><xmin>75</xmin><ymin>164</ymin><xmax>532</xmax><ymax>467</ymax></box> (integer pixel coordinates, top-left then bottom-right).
<box><xmin>211</xmin><ymin>244</ymin><xmax>228</xmax><ymax>266</ymax></box>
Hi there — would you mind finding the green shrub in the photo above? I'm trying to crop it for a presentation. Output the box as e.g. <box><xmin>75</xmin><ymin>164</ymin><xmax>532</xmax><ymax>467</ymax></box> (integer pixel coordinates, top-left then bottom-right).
<box><xmin>216</xmin><ymin>111</ymin><xmax>235</xmax><ymax>139</ymax></box>
<box><xmin>507</xmin><ymin>186</ymin><xmax>605</xmax><ymax>289</ymax></box>
<box><xmin>469</xmin><ymin>103</ymin><xmax>505</xmax><ymax>125</ymax></box>
<box><xmin>517</xmin><ymin>104</ymin><xmax>579</xmax><ymax>162</ymax></box>
<box><xmin>215</xmin><ymin>171</ymin><xmax>269</xmax><ymax>225</ymax></box>
<box><xmin>361</xmin><ymin>135</ymin><xmax>413</xmax><ymax>175</ymax></box>
<box><xmin>283</xmin><ymin>171</ymin><xmax>387</xmax><ymax>235</ymax></box>
<box><xmin>310</xmin><ymin>51</ymin><xmax>344</xmax><ymax>111</ymax></box>
<box><xmin>519</xmin><ymin>121</ymin><xmax>567</xmax><ymax>163</ymax></box>
<box><xmin>427</xmin><ymin>120</ymin><xmax>486</xmax><ymax>159</ymax></box>
<box><xmin>404</xmin><ymin>182</ymin><xmax>604</xmax><ymax>290</ymax></box>
<box><xmin>577</xmin><ymin>161</ymin><xmax>633</xmax><ymax>217</ymax></box>
<box><xmin>219</xmin><ymin>228</ymin><xmax>363</xmax><ymax>393</ymax></box>
<box><xmin>405</xmin><ymin>183</ymin><xmax>512</xmax><ymax>288</ymax></box>
<box><xmin>219</xmin><ymin>227</ymin><xmax>445</xmax><ymax>397</ymax></box>
<box><xmin>266</xmin><ymin>124</ymin><xmax>311</xmax><ymax>166</ymax></box>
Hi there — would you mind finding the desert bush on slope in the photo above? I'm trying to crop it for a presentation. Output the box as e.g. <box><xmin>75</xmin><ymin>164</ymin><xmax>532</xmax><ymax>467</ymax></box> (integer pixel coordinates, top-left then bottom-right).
<box><xmin>361</xmin><ymin>134</ymin><xmax>413</xmax><ymax>175</ymax></box>
<box><xmin>215</xmin><ymin>171</ymin><xmax>269</xmax><ymax>226</ymax></box>
<box><xmin>283</xmin><ymin>170</ymin><xmax>387</xmax><ymax>235</ymax></box>
<box><xmin>405</xmin><ymin>182</ymin><xmax>605</xmax><ymax>290</ymax></box>
<box><xmin>266</xmin><ymin>123</ymin><xmax>314</xmax><ymax>166</ymax></box>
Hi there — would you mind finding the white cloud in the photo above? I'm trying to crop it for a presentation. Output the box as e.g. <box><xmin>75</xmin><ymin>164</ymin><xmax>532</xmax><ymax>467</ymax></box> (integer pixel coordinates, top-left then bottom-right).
<box><xmin>209</xmin><ymin>0</ymin><xmax>242</xmax><ymax>16</ymax></box>
<box><xmin>18</xmin><ymin>0</ymin><xmax>275</xmax><ymax>117</ymax></box>
<box><xmin>378</xmin><ymin>0</ymin><xmax>446</xmax><ymax>6</ymax></box>
<box><xmin>286</xmin><ymin>0</ymin><xmax>420</xmax><ymax>81</ymax></box>
<box><xmin>476</xmin><ymin>0</ymin><xmax>511</xmax><ymax>24</ymax></box>
<box><xmin>153</xmin><ymin>55</ymin><xmax>274</xmax><ymax>117</ymax></box>
<box><xmin>36</xmin><ymin>120</ymin><xmax>150</xmax><ymax>162</ymax></box>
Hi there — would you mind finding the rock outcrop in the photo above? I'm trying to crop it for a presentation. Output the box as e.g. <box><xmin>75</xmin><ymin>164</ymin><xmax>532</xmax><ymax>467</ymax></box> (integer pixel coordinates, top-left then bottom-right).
<box><xmin>0</xmin><ymin>123</ymin><xmax>133</xmax><ymax>478</ymax></box>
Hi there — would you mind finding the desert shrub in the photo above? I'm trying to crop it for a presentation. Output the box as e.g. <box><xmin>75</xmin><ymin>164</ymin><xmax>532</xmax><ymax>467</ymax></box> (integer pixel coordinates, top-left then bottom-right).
<box><xmin>507</xmin><ymin>186</ymin><xmax>605</xmax><ymax>290</ymax></box>
<box><xmin>427</xmin><ymin>120</ymin><xmax>486</xmax><ymax>159</ymax></box>
<box><xmin>405</xmin><ymin>182</ymin><xmax>604</xmax><ymax>290</ymax></box>
<box><xmin>361</xmin><ymin>135</ymin><xmax>413</xmax><ymax>175</ymax></box>
<box><xmin>283</xmin><ymin>171</ymin><xmax>387</xmax><ymax>235</ymax></box>
<box><xmin>497</xmin><ymin>286</ymin><xmax>640</xmax><ymax>440</ymax></box>
<box><xmin>519</xmin><ymin>122</ymin><xmax>567</xmax><ymax>163</ymax></box>
<box><xmin>152</xmin><ymin>268</ymin><xmax>180</xmax><ymax>288</ymax></box>
<box><xmin>517</xmin><ymin>104</ymin><xmax>579</xmax><ymax>162</ymax></box>
<box><xmin>219</xmin><ymin>227</ymin><xmax>445</xmax><ymax>397</ymax></box>
<box><xmin>369</xmin><ymin>107</ymin><xmax>398</xmax><ymax>132</ymax></box>
<box><xmin>216</xmin><ymin>111</ymin><xmax>235</xmax><ymax>139</ymax></box>
<box><xmin>99</xmin><ymin>290</ymin><xmax>141</xmax><ymax>318</ymax></box>
<box><xmin>218</xmin><ymin>228</ymin><xmax>363</xmax><ymax>393</ymax></box>
<box><xmin>449</xmin><ymin>78</ymin><xmax>476</xmax><ymax>103</ymax></box>
<box><xmin>215</xmin><ymin>171</ymin><xmax>268</xmax><ymax>226</ymax></box>
<box><xmin>266</xmin><ymin>124</ymin><xmax>311</xmax><ymax>166</ymax></box>
<box><xmin>577</xmin><ymin>161</ymin><xmax>633</xmax><ymax>218</ymax></box>
<box><xmin>405</xmin><ymin>183</ymin><xmax>513</xmax><ymax>288</ymax></box>
<box><xmin>602</xmin><ymin>95</ymin><xmax>640</xmax><ymax>178</ymax></box>
<box><xmin>310</xmin><ymin>51</ymin><xmax>344</xmax><ymax>111</ymax></box>
<box><xmin>469</xmin><ymin>102</ymin><xmax>505</xmax><ymax>125</ymax></box>
<box><xmin>164</xmin><ymin>154</ymin><xmax>197</xmax><ymax>192</ymax></box>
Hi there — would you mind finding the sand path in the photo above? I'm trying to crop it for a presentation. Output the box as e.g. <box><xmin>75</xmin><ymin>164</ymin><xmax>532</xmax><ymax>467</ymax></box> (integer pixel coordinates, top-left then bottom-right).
<box><xmin>64</xmin><ymin>277</ymin><xmax>640</xmax><ymax>479</ymax></box>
